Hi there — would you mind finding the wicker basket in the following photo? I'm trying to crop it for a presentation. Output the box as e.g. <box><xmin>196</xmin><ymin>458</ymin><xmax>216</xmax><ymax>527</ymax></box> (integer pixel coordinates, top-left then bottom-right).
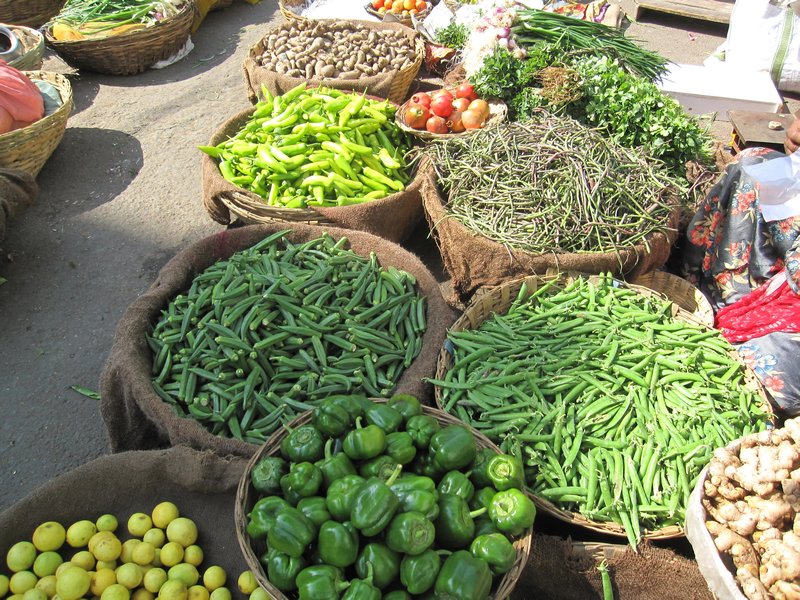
<box><xmin>0</xmin><ymin>0</ymin><xmax>65</xmax><ymax>28</ymax></box>
<box><xmin>5</xmin><ymin>25</ymin><xmax>45</xmax><ymax>70</ymax></box>
<box><xmin>278</xmin><ymin>0</ymin><xmax>308</xmax><ymax>21</ymax></box>
<box><xmin>235</xmin><ymin>401</ymin><xmax>533</xmax><ymax>600</ymax></box>
<box><xmin>0</xmin><ymin>71</ymin><xmax>72</xmax><ymax>177</ymax></box>
<box><xmin>396</xmin><ymin>96</ymin><xmax>507</xmax><ymax>140</ymax></box>
<box><xmin>433</xmin><ymin>271</ymin><xmax>771</xmax><ymax>542</ymax></box>
<box><xmin>629</xmin><ymin>270</ymin><xmax>715</xmax><ymax>327</ymax></box>
<box><xmin>364</xmin><ymin>2</ymin><xmax>433</xmax><ymax>27</ymax></box>
<box><xmin>43</xmin><ymin>1</ymin><xmax>195</xmax><ymax>76</ymax></box>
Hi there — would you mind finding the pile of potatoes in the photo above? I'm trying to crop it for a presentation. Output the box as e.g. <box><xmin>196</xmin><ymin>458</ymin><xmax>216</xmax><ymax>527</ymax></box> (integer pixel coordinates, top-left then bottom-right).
<box><xmin>256</xmin><ymin>20</ymin><xmax>417</xmax><ymax>80</ymax></box>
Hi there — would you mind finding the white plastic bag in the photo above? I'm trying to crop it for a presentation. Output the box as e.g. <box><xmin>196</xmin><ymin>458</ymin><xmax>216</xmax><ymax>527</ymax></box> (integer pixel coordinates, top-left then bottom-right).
<box><xmin>706</xmin><ymin>0</ymin><xmax>800</xmax><ymax>93</ymax></box>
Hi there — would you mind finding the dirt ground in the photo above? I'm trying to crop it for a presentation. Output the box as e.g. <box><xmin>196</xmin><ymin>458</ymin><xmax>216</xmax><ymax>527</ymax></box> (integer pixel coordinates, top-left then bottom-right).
<box><xmin>0</xmin><ymin>0</ymin><xmax>795</xmax><ymax>510</ymax></box>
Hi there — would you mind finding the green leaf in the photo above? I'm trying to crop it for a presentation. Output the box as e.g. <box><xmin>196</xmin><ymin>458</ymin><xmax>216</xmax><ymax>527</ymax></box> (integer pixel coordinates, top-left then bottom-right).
<box><xmin>71</xmin><ymin>385</ymin><xmax>100</xmax><ymax>400</ymax></box>
<box><xmin>0</xmin><ymin>276</ymin><xmax>6</xmax><ymax>286</ymax></box>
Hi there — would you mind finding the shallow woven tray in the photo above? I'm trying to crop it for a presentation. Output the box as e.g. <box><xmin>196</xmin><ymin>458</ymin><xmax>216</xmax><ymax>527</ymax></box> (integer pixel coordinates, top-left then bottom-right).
<box><xmin>364</xmin><ymin>2</ymin><xmax>432</xmax><ymax>27</ymax></box>
<box><xmin>629</xmin><ymin>270</ymin><xmax>715</xmax><ymax>327</ymax></box>
<box><xmin>0</xmin><ymin>70</ymin><xmax>72</xmax><ymax>177</ymax></box>
<box><xmin>433</xmin><ymin>271</ymin><xmax>771</xmax><ymax>541</ymax></box>
<box><xmin>396</xmin><ymin>96</ymin><xmax>507</xmax><ymax>140</ymax></box>
<box><xmin>44</xmin><ymin>1</ymin><xmax>195</xmax><ymax>76</ymax></box>
<box><xmin>236</xmin><ymin>400</ymin><xmax>533</xmax><ymax>600</ymax></box>
<box><xmin>0</xmin><ymin>0</ymin><xmax>65</xmax><ymax>28</ymax></box>
<box><xmin>278</xmin><ymin>0</ymin><xmax>308</xmax><ymax>21</ymax></box>
<box><xmin>5</xmin><ymin>24</ymin><xmax>45</xmax><ymax>70</ymax></box>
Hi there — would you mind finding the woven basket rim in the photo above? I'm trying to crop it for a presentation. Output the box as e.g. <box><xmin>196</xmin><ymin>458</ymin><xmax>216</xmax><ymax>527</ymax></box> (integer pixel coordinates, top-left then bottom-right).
<box><xmin>432</xmin><ymin>271</ymin><xmax>772</xmax><ymax>541</ymax></box>
<box><xmin>0</xmin><ymin>70</ymin><xmax>72</xmax><ymax>140</ymax></box>
<box><xmin>5</xmin><ymin>24</ymin><xmax>45</xmax><ymax>70</ymax></box>
<box><xmin>628</xmin><ymin>270</ymin><xmax>714</xmax><ymax>327</ymax></box>
<box><xmin>395</xmin><ymin>96</ymin><xmax>507</xmax><ymax>140</ymax></box>
<box><xmin>235</xmin><ymin>400</ymin><xmax>533</xmax><ymax>600</ymax></box>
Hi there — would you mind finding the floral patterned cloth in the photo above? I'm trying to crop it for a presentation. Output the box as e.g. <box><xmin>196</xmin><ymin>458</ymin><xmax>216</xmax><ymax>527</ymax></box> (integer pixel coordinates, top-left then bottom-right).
<box><xmin>683</xmin><ymin>147</ymin><xmax>800</xmax><ymax>415</ymax></box>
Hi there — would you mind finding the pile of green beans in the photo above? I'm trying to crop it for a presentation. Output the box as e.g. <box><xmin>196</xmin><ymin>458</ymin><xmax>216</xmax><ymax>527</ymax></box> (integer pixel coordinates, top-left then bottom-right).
<box><xmin>199</xmin><ymin>84</ymin><xmax>411</xmax><ymax>209</ymax></box>
<box><xmin>430</xmin><ymin>275</ymin><xmax>770</xmax><ymax>547</ymax></box>
<box><xmin>148</xmin><ymin>230</ymin><xmax>427</xmax><ymax>444</ymax></box>
<box><xmin>423</xmin><ymin>113</ymin><xmax>681</xmax><ymax>257</ymax></box>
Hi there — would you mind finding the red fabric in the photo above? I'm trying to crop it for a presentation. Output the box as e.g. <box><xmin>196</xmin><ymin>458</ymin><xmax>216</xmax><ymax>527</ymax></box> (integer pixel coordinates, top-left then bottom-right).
<box><xmin>715</xmin><ymin>273</ymin><xmax>800</xmax><ymax>342</ymax></box>
<box><xmin>0</xmin><ymin>60</ymin><xmax>44</xmax><ymax>134</ymax></box>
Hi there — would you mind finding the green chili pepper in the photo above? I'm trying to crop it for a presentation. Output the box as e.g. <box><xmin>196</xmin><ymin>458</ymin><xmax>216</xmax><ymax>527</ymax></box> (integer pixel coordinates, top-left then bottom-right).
<box><xmin>312</xmin><ymin>399</ymin><xmax>353</xmax><ymax>437</ymax></box>
<box><xmin>263</xmin><ymin>547</ymin><xmax>306</xmax><ymax>593</ymax></box>
<box><xmin>406</xmin><ymin>415</ymin><xmax>441</xmax><ymax>449</ymax></box>
<box><xmin>430</xmin><ymin>425</ymin><xmax>478</xmax><ymax>472</ymax></box>
<box><xmin>267</xmin><ymin>506</ymin><xmax>316</xmax><ymax>558</ymax></box>
<box><xmin>281</xmin><ymin>424</ymin><xmax>325</xmax><ymax>463</ymax></box>
<box><xmin>434</xmin><ymin>494</ymin><xmax>486</xmax><ymax>550</ymax></box>
<box><xmin>296</xmin><ymin>565</ymin><xmax>350</xmax><ymax>600</ymax></box>
<box><xmin>317</xmin><ymin>439</ymin><xmax>358</xmax><ymax>488</ymax></box>
<box><xmin>359</xmin><ymin>454</ymin><xmax>400</xmax><ymax>480</ymax></box>
<box><xmin>487</xmin><ymin>454</ymin><xmax>526</xmax><ymax>491</ymax></box>
<box><xmin>364</xmin><ymin>402</ymin><xmax>404</xmax><ymax>434</ymax></box>
<box><xmin>343</xmin><ymin>417</ymin><xmax>387</xmax><ymax>461</ymax></box>
<box><xmin>296</xmin><ymin>496</ymin><xmax>331</xmax><ymax>529</ymax></box>
<box><xmin>385</xmin><ymin>431</ymin><xmax>417</xmax><ymax>465</ymax></box>
<box><xmin>351</xmin><ymin>465</ymin><xmax>403</xmax><ymax>537</ymax></box>
<box><xmin>280</xmin><ymin>461</ymin><xmax>323</xmax><ymax>501</ymax></box>
<box><xmin>386</xmin><ymin>511</ymin><xmax>436</xmax><ymax>556</ymax></box>
<box><xmin>469</xmin><ymin>448</ymin><xmax>498</xmax><ymax>489</ymax></box>
<box><xmin>250</xmin><ymin>456</ymin><xmax>288</xmax><ymax>495</ymax></box>
<box><xmin>387</xmin><ymin>394</ymin><xmax>423</xmax><ymax>422</ymax></box>
<box><xmin>488</xmin><ymin>488</ymin><xmax>536</xmax><ymax>536</ymax></box>
<box><xmin>399</xmin><ymin>549</ymin><xmax>442</xmax><ymax>595</ymax></box>
<box><xmin>356</xmin><ymin>543</ymin><xmax>400</xmax><ymax>590</ymax></box>
<box><xmin>246</xmin><ymin>496</ymin><xmax>289</xmax><ymax>539</ymax></box>
<box><xmin>438</xmin><ymin>471</ymin><xmax>475</xmax><ymax>502</ymax></box>
<box><xmin>326</xmin><ymin>474</ymin><xmax>366</xmax><ymax>522</ymax></box>
<box><xmin>470</xmin><ymin>533</ymin><xmax>517</xmax><ymax>575</ymax></box>
<box><xmin>318</xmin><ymin>520</ymin><xmax>359</xmax><ymax>568</ymax></box>
<box><xmin>434</xmin><ymin>550</ymin><xmax>493</xmax><ymax>600</ymax></box>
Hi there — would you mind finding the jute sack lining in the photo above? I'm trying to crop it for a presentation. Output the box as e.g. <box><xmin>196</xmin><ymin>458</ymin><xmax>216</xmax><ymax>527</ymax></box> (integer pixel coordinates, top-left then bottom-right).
<box><xmin>201</xmin><ymin>106</ymin><xmax>428</xmax><ymax>244</ymax></box>
<box><xmin>0</xmin><ymin>447</ymin><xmax>249</xmax><ymax>584</ymax></box>
<box><xmin>0</xmin><ymin>167</ymin><xmax>37</xmax><ymax>242</ymax></box>
<box><xmin>100</xmin><ymin>223</ymin><xmax>456</xmax><ymax>458</ymax></box>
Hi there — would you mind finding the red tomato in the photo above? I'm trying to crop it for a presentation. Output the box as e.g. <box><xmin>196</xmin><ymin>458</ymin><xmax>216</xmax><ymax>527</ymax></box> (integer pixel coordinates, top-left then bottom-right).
<box><xmin>404</xmin><ymin>103</ymin><xmax>430</xmax><ymax>129</ymax></box>
<box><xmin>410</xmin><ymin>92</ymin><xmax>431</xmax><ymax>108</ymax></box>
<box><xmin>426</xmin><ymin>115</ymin><xmax>448</xmax><ymax>134</ymax></box>
<box><xmin>372</xmin><ymin>0</ymin><xmax>384</xmax><ymax>9</ymax></box>
<box><xmin>455</xmin><ymin>82</ymin><xmax>477</xmax><ymax>101</ymax></box>
<box><xmin>429</xmin><ymin>94</ymin><xmax>454</xmax><ymax>118</ymax></box>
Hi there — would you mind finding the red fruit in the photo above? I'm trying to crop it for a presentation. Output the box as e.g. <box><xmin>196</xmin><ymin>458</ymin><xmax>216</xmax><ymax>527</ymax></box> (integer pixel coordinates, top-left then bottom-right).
<box><xmin>425</xmin><ymin>115</ymin><xmax>448</xmax><ymax>134</ymax></box>
<box><xmin>447</xmin><ymin>110</ymin><xmax>465</xmax><ymax>133</ymax></box>
<box><xmin>452</xmin><ymin>97</ymin><xmax>470</xmax><ymax>113</ymax></box>
<box><xmin>430</xmin><ymin>89</ymin><xmax>454</xmax><ymax>102</ymax></box>
<box><xmin>410</xmin><ymin>92</ymin><xmax>431</xmax><ymax>108</ymax></box>
<box><xmin>430</xmin><ymin>94</ymin><xmax>454</xmax><ymax>118</ymax></box>
<box><xmin>467</xmin><ymin>99</ymin><xmax>490</xmax><ymax>120</ymax></box>
<box><xmin>461</xmin><ymin>109</ymin><xmax>485</xmax><ymax>130</ymax></box>
<box><xmin>455</xmin><ymin>82</ymin><xmax>477</xmax><ymax>101</ymax></box>
<box><xmin>404</xmin><ymin>103</ymin><xmax>430</xmax><ymax>129</ymax></box>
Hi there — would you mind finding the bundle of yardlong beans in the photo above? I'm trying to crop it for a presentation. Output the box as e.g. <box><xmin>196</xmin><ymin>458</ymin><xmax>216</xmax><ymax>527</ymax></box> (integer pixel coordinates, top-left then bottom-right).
<box><xmin>424</xmin><ymin>111</ymin><xmax>680</xmax><ymax>256</ymax></box>
<box><xmin>429</xmin><ymin>274</ymin><xmax>770</xmax><ymax>547</ymax></box>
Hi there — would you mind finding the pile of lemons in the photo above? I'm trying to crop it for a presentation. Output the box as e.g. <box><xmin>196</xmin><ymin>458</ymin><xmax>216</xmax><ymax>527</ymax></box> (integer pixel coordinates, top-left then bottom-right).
<box><xmin>0</xmin><ymin>503</ymin><xmax>265</xmax><ymax>600</ymax></box>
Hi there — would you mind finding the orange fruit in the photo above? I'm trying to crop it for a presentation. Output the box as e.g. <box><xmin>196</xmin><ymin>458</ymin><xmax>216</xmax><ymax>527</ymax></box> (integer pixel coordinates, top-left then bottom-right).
<box><xmin>403</xmin><ymin>0</ymin><xmax>414</xmax><ymax>10</ymax></box>
<box><xmin>384</xmin><ymin>0</ymin><xmax>392</xmax><ymax>8</ymax></box>
<box><xmin>415</xmin><ymin>0</ymin><xmax>426</xmax><ymax>10</ymax></box>
<box><xmin>391</xmin><ymin>2</ymin><xmax>403</xmax><ymax>12</ymax></box>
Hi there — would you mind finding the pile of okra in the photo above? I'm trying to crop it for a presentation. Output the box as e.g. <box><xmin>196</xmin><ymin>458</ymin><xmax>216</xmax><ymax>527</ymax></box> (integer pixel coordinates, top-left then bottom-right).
<box><xmin>431</xmin><ymin>274</ymin><xmax>770</xmax><ymax>547</ymax></box>
<box><xmin>148</xmin><ymin>231</ymin><xmax>427</xmax><ymax>444</ymax></box>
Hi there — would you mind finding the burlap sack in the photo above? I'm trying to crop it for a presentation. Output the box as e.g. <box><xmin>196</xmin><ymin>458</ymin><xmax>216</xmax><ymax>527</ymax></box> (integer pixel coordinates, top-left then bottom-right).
<box><xmin>0</xmin><ymin>447</ymin><xmax>249</xmax><ymax>585</ymax></box>
<box><xmin>511</xmin><ymin>534</ymin><xmax>712</xmax><ymax>600</ymax></box>
<box><xmin>100</xmin><ymin>223</ymin><xmax>456</xmax><ymax>457</ymax></box>
<box><xmin>201</xmin><ymin>106</ymin><xmax>428</xmax><ymax>243</ymax></box>
<box><xmin>0</xmin><ymin>167</ymin><xmax>37</xmax><ymax>242</ymax></box>
<box><xmin>421</xmin><ymin>166</ymin><xmax>680</xmax><ymax>303</ymax></box>
<box><xmin>242</xmin><ymin>19</ymin><xmax>419</xmax><ymax>105</ymax></box>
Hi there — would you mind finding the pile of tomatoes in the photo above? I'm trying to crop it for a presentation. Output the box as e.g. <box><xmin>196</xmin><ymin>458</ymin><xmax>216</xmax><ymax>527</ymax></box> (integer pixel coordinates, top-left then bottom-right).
<box><xmin>402</xmin><ymin>83</ymin><xmax>491</xmax><ymax>135</ymax></box>
<box><xmin>371</xmin><ymin>0</ymin><xmax>428</xmax><ymax>17</ymax></box>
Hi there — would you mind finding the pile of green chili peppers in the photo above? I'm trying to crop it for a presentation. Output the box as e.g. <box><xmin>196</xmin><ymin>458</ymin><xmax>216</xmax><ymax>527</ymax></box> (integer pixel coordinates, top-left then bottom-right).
<box><xmin>246</xmin><ymin>394</ymin><xmax>536</xmax><ymax>599</ymax></box>
<box><xmin>200</xmin><ymin>83</ymin><xmax>411</xmax><ymax>209</ymax></box>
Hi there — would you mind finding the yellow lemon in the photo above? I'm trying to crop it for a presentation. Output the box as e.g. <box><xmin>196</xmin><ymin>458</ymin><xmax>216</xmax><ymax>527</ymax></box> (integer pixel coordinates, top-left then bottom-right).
<box><xmin>9</xmin><ymin>571</ymin><xmax>38</xmax><ymax>594</ymax></box>
<box><xmin>0</xmin><ymin>574</ymin><xmax>9</xmax><ymax>596</ymax></box>
<box><xmin>208</xmin><ymin>588</ymin><xmax>230</xmax><ymax>600</ymax></box>
<box><xmin>132</xmin><ymin>589</ymin><xmax>154</xmax><ymax>600</ymax></box>
<box><xmin>23</xmin><ymin>588</ymin><xmax>48</xmax><ymax>600</ymax></box>
<box><xmin>181</xmin><ymin>547</ymin><xmax>202</xmax><ymax>568</ymax></box>
<box><xmin>157</xmin><ymin>580</ymin><xmax>186</xmax><ymax>600</ymax></box>
<box><xmin>236</xmin><ymin>572</ymin><xmax>257</xmax><ymax>596</ymax></box>
<box><xmin>34</xmin><ymin>575</ymin><xmax>56</xmax><ymax>598</ymax></box>
<box><xmin>200</xmin><ymin>568</ymin><xmax>225</xmax><ymax>593</ymax></box>
<box><xmin>70</xmin><ymin>551</ymin><xmax>95</xmax><ymax>572</ymax></box>
<box><xmin>96</xmin><ymin>561</ymin><xmax>116</xmax><ymax>572</ymax></box>
<box><xmin>100</xmin><ymin>583</ymin><xmax>130</xmax><ymax>600</ymax></box>
<box><xmin>150</xmin><ymin>504</ymin><xmax>179</xmax><ymax>531</ymax></box>
<box><xmin>119</xmin><ymin>541</ymin><xmax>141</xmax><ymax>566</ymax></box>
<box><xmin>7</xmin><ymin>542</ymin><xmax>37</xmax><ymax>572</ymax></box>
<box><xmin>8</xmin><ymin>595</ymin><xmax>24</xmax><ymax>600</ymax></box>
<box><xmin>248</xmin><ymin>588</ymin><xmax>267</xmax><ymax>600</ymax></box>
<box><xmin>66</xmin><ymin>521</ymin><xmax>97</xmax><ymax>549</ymax></box>
<box><xmin>130</xmin><ymin>543</ymin><xmax>155</xmax><ymax>567</ymax></box>
<box><xmin>150</xmin><ymin>549</ymin><xmax>161</xmax><ymax>568</ymax></box>
<box><xmin>186</xmin><ymin>586</ymin><xmax>208</xmax><ymax>600</ymax></box>
<box><xmin>142</xmin><ymin>568</ymin><xmax>167</xmax><ymax>594</ymax></box>
<box><xmin>126</xmin><ymin>514</ymin><xmax>152</xmax><ymax>539</ymax></box>
<box><xmin>164</xmin><ymin>520</ymin><xmax>196</xmax><ymax>550</ymax></box>
<box><xmin>158</xmin><ymin>544</ymin><xmax>182</xmax><ymax>569</ymax></box>
<box><xmin>54</xmin><ymin>564</ymin><xmax>73</xmax><ymax>579</ymax></box>
<box><xmin>95</xmin><ymin>516</ymin><xmax>118</xmax><ymax>534</ymax></box>
<box><xmin>90</xmin><ymin>534</ymin><xmax>121</xmax><ymax>563</ymax></box>
<box><xmin>142</xmin><ymin>530</ymin><xmax>165</xmax><ymax>550</ymax></box>
<box><xmin>114</xmin><ymin>564</ymin><xmax>142</xmax><ymax>590</ymax></box>
<box><xmin>32</xmin><ymin>523</ymin><xmax>66</xmax><ymax>553</ymax></box>
<box><xmin>167</xmin><ymin>565</ymin><xmax>198</xmax><ymax>588</ymax></box>
<box><xmin>55</xmin><ymin>566</ymin><xmax>91</xmax><ymax>600</ymax></box>
<box><xmin>90</xmin><ymin>569</ymin><xmax>116</xmax><ymax>597</ymax></box>
<box><xmin>33</xmin><ymin>553</ymin><xmax>63</xmax><ymax>578</ymax></box>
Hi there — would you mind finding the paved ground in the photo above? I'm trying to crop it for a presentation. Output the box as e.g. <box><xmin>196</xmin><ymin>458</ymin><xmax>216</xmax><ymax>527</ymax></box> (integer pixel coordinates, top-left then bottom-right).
<box><xmin>0</xmin><ymin>0</ymin><xmax>795</xmax><ymax>510</ymax></box>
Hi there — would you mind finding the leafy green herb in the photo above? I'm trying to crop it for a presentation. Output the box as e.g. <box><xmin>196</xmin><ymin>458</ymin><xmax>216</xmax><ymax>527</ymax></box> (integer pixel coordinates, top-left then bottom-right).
<box><xmin>510</xmin><ymin>88</ymin><xmax>545</xmax><ymax>121</ymax></box>
<box><xmin>434</xmin><ymin>23</ymin><xmax>469</xmax><ymax>51</ymax></box>
<box><xmin>472</xmin><ymin>46</ymin><xmax>525</xmax><ymax>101</ymax></box>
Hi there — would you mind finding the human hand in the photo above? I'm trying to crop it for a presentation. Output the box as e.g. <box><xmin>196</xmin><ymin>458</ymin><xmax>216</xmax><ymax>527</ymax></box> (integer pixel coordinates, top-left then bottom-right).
<box><xmin>785</xmin><ymin>115</ymin><xmax>800</xmax><ymax>154</ymax></box>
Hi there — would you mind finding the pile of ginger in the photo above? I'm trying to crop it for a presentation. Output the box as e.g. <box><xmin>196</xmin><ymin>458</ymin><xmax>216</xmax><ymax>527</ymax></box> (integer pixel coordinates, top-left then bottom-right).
<box><xmin>704</xmin><ymin>418</ymin><xmax>800</xmax><ymax>599</ymax></box>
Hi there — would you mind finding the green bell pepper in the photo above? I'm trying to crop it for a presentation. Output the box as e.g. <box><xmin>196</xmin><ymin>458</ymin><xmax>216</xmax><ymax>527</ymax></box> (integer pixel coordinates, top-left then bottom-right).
<box><xmin>383</xmin><ymin>592</ymin><xmax>412</xmax><ymax>600</ymax></box>
<box><xmin>317</xmin><ymin>438</ymin><xmax>358</xmax><ymax>488</ymax></box>
<box><xmin>434</xmin><ymin>493</ymin><xmax>486</xmax><ymax>550</ymax></box>
<box><xmin>280</xmin><ymin>461</ymin><xmax>323</xmax><ymax>501</ymax></box>
<box><xmin>470</xmin><ymin>533</ymin><xmax>516</xmax><ymax>575</ymax></box>
<box><xmin>318</xmin><ymin>520</ymin><xmax>359</xmax><ymax>568</ymax></box>
<box><xmin>343</xmin><ymin>417</ymin><xmax>387</xmax><ymax>461</ymax></box>
<box><xmin>267</xmin><ymin>506</ymin><xmax>316</xmax><ymax>558</ymax></box>
<box><xmin>296</xmin><ymin>565</ymin><xmax>350</xmax><ymax>600</ymax></box>
<box><xmin>351</xmin><ymin>465</ymin><xmax>403</xmax><ymax>536</ymax></box>
<box><xmin>469</xmin><ymin>448</ymin><xmax>497</xmax><ymax>489</ymax></box>
<box><xmin>411</xmin><ymin>452</ymin><xmax>445</xmax><ymax>482</ymax></box>
<box><xmin>406</xmin><ymin>415</ymin><xmax>440</xmax><ymax>449</ymax></box>
<box><xmin>246</xmin><ymin>496</ymin><xmax>289</xmax><ymax>539</ymax></box>
<box><xmin>263</xmin><ymin>547</ymin><xmax>306</xmax><ymax>593</ymax></box>
<box><xmin>356</xmin><ymin>543</ymin><xmax>400</xmax><ymax>590</ymax></box>
<box><xmin>486</xmin><ymin>453</ymin><xmax>526</xmax><ymax>491</ymax></box>
<box><xmin>390</xmin><ymin>474</ymin><xmax>436</xmax><ymax>495</ymax></box>
<box><xmin>312</xmin><ymin>399</ymin><xmax>353</xmax><ymax>437</ymax></box>
<box><xmin>470</xmin><ymin>487</ymin><xmax>499</xmax><ymax>512</ymax></box>
<box><xmin>359</xmin><ymin>454</ymin><xmax>399</xmax><ymax>480</ymax></box>
<box><xmin>297</xmin><ymin>496</ymin><xmax>331</xmax><ymax>529</ymax></box>
<box><xmin>384</xmin><ymin>431</ymin><xmax>417</xmax><ymax>465</ymax></box>
<box><xmin>250</xmin><ymin>456</ymin><xmax>288</xmax><ymax>495</ymax></box>
<box><xmin>364</xmin><ymin>402</ymin><xmax>403</xmax><ymax>434</ymax></box>
<box><xmin>434</xmin><ymin>550</ymin><xmax>492</xmax><ymax>600</ymax></box>
<box><xmin>438</xmin><ymin>471</ymin><xmax>475</xmax><ymax>502</ymax></box>
<box><xmin>326</xmin><ymin>474</ymin><xmax>366</xmax><ymax>522</ymax></box>
<box><xmin>281</xmin><ymin>424</ymin><xmax>325</xmax><ymax>463</ymax></box>
<box><xmin>488</xmin><ymin>488</ymin><xmax>536</xmax><ymax>537</ymax></box>
<box><xmin>341</xmin><ymin>564</ymin><xmax>380</xmax><ymax>600</ymax></box>
<box><xmin>473</xmin><ymin>516</ymin><xmax>500</xmax><ymax>538</ymax></box>
<box><xmin>386</xmin><ymin>511</ymin><xmax>435</xmax><ymax>556</ymax></box>
<box><xmin>387</xmin><ymin>393</ymin><xmax>422</xmax><ymax>422</ymax></box>
<box><xmin>396</xmin><ymin>489</ymin><xmax>439</xmax><ymax>521</ymax></box>
<box><xmin>399</xmin><ymin>549</ymin><xmax>442</xmax><ymax>595</ymax></box>
<box><xmin>329</xmin><ymin>394</ymin><xmax>367</xmax><ymax>421</ymax></box>
<box><xmin>429</xmin><ymin>425</ymin><xmax>477</xmax><ymax>472</ymax></box>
